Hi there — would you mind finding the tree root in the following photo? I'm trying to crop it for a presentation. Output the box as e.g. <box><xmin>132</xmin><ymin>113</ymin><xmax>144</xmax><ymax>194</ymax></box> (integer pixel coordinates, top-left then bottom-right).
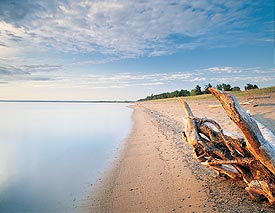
<box><xmin>178</xmin><ymin>89</ymin><xmax>275</xmax><ymax>204</ymax></box>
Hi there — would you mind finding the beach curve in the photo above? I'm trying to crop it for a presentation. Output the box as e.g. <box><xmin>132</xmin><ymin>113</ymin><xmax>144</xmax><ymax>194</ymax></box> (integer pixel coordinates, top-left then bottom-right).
<box><xmin>88</xmin><ymin>95</ymin><xmax>275</xmax><ymax>212</ymax></box>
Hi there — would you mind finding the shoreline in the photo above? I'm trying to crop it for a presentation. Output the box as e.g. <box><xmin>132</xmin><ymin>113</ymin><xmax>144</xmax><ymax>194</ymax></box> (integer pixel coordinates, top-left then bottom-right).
<box><xmin>88</xmin><ymin>96</ymin><xmax>275</xmax><ymax>212</ymax></box>
<box><xmin>89</xmin><ymin>104</ymin><xmax>214</xmax><ymax>212</ymax></box>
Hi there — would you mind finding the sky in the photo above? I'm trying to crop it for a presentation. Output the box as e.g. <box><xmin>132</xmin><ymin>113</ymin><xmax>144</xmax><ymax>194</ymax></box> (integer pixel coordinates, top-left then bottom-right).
<box><xmin>0</xmin><ymin>0</ymin><xmax>274</xmax><ymax>101</ymax></box>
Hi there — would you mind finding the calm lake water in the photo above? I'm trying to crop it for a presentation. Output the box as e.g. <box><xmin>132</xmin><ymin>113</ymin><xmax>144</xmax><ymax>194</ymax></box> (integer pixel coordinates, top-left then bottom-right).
<box><xmin>0</xmin><ymin>102</ymin><xmax>133</xmax><ymax>212</ymax></box>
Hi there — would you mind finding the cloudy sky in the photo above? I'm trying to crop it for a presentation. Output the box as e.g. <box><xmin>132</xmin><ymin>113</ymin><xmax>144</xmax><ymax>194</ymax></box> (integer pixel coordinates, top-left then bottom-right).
<box><xmin>0</xmin><ymin>0</ymin><xmax>274</xmax><ymax>100</ymax></box>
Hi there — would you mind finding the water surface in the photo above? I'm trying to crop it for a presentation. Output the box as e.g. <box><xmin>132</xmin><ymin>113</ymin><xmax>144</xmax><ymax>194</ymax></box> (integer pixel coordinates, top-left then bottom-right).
<box><xmin>0</xmin><ymin>102</ymin><xmax>132</xmax><ymax>212</ymax></box>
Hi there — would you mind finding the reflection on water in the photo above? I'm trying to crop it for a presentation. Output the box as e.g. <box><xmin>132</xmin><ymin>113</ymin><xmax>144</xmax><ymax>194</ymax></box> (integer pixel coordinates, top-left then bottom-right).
<box><xmin>0</xmin><ymin>103</ymin><xmax>132</xmax><ymax>212</ymax></box>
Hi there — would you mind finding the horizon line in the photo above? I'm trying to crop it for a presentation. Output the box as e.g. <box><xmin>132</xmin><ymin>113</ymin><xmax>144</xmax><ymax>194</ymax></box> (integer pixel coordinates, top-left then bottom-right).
<box><xmin>0</xmin><ymin>100</ymin><xmax>135</xmax><ymax>103</ymax></box>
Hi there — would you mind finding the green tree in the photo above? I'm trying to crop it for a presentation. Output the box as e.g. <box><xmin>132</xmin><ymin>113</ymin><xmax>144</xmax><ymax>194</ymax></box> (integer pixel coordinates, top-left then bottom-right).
<box><xmin>138</xmin><ymin>87</ymin><xmax>192</xmax><ymax>101</ymax></box>
<box><xmin>170</xmin><ymin>90</ymin><xmax>179</xmax><ymax>98</ymax></box>
<box><xmin>216</xmin><ymin>84</ymin><xmax>223</xmax><ymax>90</ymax></box>
<box><xmin>232</xmin><ymin>86</ymin><xmax>241</xmax><ymax>91</ymax></box>
<box><xmin>179</xmin><ymin>89</ymin><xmax>190</xmax><ymax>97</ymax></box>
<box><xmin>191</xmin><ymin>85</ymin><xmax>202</xmax><ymax>96</ymax></box>
<box><xmin>222</xmin><ymin>83</ymin><xmax>232</xmax><ymax>91</ymax></box>
<box><xmin>245</xmin><ymin>83</ymin><xmax>253</xmax><ymax>90</ymax></box>
<box><xmin>245</xmin><ymin>83</ymin><xmax>259</xmax><ymax>90</ymax></box>
<box><xmin>204</xmin><ymin>83</ymin><xmax>212</xmax><ymax>94</ymax></box>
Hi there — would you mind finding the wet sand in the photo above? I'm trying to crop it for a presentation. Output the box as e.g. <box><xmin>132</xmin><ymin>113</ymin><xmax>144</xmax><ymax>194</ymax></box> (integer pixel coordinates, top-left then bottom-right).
<box><xmin>88</xmin><ymin>93</ymin><xmax>275</xmax><ymax>212</ymax></box>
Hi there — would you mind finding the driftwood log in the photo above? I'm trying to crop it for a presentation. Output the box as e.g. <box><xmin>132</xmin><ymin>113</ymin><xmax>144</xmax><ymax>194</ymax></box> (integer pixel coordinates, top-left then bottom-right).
<box><xmin>179</xmin><ymin>88</ymin><xmax>275</xmax><ymax>204</ymax></box>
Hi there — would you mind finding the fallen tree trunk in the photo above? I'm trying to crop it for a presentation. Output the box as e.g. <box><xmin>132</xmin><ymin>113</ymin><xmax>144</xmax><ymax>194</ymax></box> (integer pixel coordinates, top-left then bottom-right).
<box><xmin>179</xmin><ymin>88</ymin><xmax>275</xmax><ymax>204</ymax></box>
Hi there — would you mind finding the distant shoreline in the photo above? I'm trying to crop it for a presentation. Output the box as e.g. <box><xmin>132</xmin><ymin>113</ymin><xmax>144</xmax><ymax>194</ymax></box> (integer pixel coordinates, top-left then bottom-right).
<box><xmin>0</xmin><ymin>100</ymin><xmax>134</xmax><ymax>103</ymax></box>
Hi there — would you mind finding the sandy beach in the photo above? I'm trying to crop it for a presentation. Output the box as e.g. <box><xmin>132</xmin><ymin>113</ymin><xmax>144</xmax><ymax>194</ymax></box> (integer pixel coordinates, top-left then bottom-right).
<box><xmin>88</xmin><ymin>93</ymin><xmax>275</xmax><ymax>212</ymax></box>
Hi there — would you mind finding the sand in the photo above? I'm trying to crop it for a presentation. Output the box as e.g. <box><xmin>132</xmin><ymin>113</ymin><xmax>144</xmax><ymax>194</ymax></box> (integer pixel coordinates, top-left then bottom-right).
<box><xmin>88</xmin><ymin>93</ymin><xmax>275</xmax><ymax>212</ymax></box>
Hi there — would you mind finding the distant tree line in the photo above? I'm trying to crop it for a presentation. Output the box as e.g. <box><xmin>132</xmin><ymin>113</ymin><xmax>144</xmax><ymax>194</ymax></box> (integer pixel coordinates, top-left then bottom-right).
<box><xmin>138</xmin><ymin>89</ymin><xmax>190</xmax><ymax>101</ymax></box>
<box><xmin>138</xmin><ymin>83</ymin><xmax>259</xmax><ymax>101</ymax></box>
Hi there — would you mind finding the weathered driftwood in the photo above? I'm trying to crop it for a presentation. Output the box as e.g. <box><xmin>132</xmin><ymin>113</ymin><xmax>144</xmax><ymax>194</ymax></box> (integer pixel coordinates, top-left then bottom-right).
<box><xmin>179</xmin><ymin>88</ymin><xmax>275</xmax><ymax>204</ymax></box>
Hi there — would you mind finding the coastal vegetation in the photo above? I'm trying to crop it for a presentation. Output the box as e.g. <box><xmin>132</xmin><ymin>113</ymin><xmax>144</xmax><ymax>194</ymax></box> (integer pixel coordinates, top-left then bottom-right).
<box><xmin>138</xmin><ymin>84</ymin><xmax>275</xmax><ymax>101</ymax></box>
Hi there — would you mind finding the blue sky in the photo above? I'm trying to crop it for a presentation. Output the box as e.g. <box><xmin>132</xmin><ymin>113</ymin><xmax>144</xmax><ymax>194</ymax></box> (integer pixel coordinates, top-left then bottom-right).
<box><xmin>0</xmin><ymin>0</ymin><xmax>274</xmax><ymax>100</ymax></box>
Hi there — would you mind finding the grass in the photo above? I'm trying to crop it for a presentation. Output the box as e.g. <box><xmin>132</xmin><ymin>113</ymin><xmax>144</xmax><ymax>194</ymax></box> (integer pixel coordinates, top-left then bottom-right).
<box><xmin>230</xmin><ymin>86</ymin><xmax>275</xmax><ymax>97</ymax></box>
<box><xmin>145</xmin><ymin>86</ymin><xmax>275</xmax><ymax>102</ymax></box>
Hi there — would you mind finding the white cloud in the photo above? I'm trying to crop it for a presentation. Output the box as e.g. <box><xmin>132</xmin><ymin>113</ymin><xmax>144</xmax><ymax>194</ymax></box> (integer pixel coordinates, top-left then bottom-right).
<box><xmin>205</xmin><ymin>66</ymin><xmax>275</xmax><ymax>75</ymax></box>
<box><xmin>207</xmin><ymin>66</ymin><xmax>242</xmax><ymax>73</ymax></box>
<box><xmin>188</xmin><ymin>77</ymin><xmax>206</xmax><ymax>82</ymax></box>
<box><xmin>1</xmin><ymin>64</ymin><xmax>274</xmax><ymax>100</ymax></box>
<box><xmin>210</xmin><ymin>76</ymin><xmax>274</xmax><ymax>83</ymax></box>
<box><xmin>0</xmin><ymin>0</ymin><xmax>266</xmax><ymax>61</ymax></box>
<box><xmin>0</xmin><ymin>63</ymin><xmax>62</xmax><ymax>83</ymax></box>
<box><xmin>2</xmin><ymin>65</ymin><xmax>274</xmax><ymax>90</ymax></box>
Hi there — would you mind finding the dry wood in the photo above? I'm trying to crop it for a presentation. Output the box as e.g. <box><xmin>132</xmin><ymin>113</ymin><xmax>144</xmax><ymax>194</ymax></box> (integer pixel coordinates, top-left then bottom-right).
<box><xmin>179</xmin><ymin>88</ymin><xmax>275</xmax><ymax>204</ymax></box>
